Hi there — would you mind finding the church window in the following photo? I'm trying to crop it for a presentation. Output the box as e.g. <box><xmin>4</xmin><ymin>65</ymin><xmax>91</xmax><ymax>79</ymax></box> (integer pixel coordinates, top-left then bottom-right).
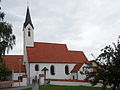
<box><xmin>73</xmin><ymin>76</ymin><xmax>75</xmax><ymax>80</ymax></box>
<box><xmin>18</xmin><ymin>76</ymin><xmax>22</xmax><ymax>81</ymax></box>
<box><xmin>50</xmin><ymin>65</ymin><xmax>55</xmax><ymax>75</ymax></box>
<box><xmin>28</xmin><ymin>28</ymin><xmax>31</xmax><ymax>37</ymax></box>
<box><xmin>65</xmin><ymin>65</ymin><xmax>69</xmax><ymax>75</ymax></box>
<box><xmin>28</xmin><ymin>30</ymin><xmax>31</xmax><ymax>37</ymax></box>
<box><xmin>35</xmin><ymin>64</ymin><xmax>39</xmax><ymax>71</ymax></box>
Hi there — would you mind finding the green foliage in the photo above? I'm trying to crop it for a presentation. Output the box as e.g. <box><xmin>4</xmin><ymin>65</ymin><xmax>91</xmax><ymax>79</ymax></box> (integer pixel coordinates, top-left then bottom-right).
<box><xmin>0</xmin><ymin>0</ymin><xmax>15</xmax><ymax>81</ymax></box>
<box><xmin>0</xmin><ymin>64</ymin><xmax>12</xmax><ymax>81</ymax></box>
<box><xmin>0</xmin><ymin>1</ymin><xmax>15</xmax><ymax>57</ymax></box>
<box><xmin>84</xmin><ymin>37</ymin><xmax>120</xmax><ymax>90</ymax></box>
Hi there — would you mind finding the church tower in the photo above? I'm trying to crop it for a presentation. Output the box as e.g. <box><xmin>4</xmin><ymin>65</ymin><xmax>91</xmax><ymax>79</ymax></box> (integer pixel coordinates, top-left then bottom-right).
<box><xmin>23</xmin><ymin>6</ymin><xmax>34</xmax><ymax>84</ymax></box>
<box><xmin>23</xmin><ymin>6</ymin><xmax>34</xmax><ymax>47</ymax></box>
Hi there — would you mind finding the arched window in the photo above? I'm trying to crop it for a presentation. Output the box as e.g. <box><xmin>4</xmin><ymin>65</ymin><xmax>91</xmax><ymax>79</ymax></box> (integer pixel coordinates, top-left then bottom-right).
<box><xmin>50</xmin><ymin>65</ymin><xmax>55</xmax><ymax>75</ymax></box>
<box><xmin>28</xmin><ymin>30</ymin><xmax>31</xmax><ymax>37</ymax></box>
<box><xmin>65</xmin><ymin>65</ymin><xmax>69</xmax><ymax>75</ymax></box>
<box><xmin>73</xmin><ymin>76</ymin><xmax>75</xmax><ymax>80</ymax></box>
<box><xmin>28</xmin><ymin>28</ymin><xmax>31</xmax><ymax>37</ymax></box>
<box><xmin>35</xmin><ymin>64</ymin><xmax>39</xmax><ymax>71</ymax></box>
<box><xmin>18</xmin><ymin>76</ymin><xmax>22</xmax><ymax>81</ymax></box>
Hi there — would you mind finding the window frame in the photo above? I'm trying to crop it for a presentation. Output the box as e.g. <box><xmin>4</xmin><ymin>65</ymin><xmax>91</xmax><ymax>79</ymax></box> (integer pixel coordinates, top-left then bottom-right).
<box><xmin>28</xmin><ymin>30</ymin><xmax>31</xmax><ymax>37</ymax></box>
<box><xmin>18</xmin><ymin>76</ymin><xmax>23</xmax><ymax>81</ymax></box>
<box><xmin>35</xmin><ymin>64</ymin><xmax>39</xmax><ymax>71</ymax></box>
<box><xmin>28</xmin><ymin>28</ymin><xmax>31</xmax><ymax>37</ymax></box>
<box><xmin>50</xmin><ymin>65</ymin><xmax>55</xmax><ymax>75</ymax></box>
<box><xmin>65</xmin><ymin>65</ymin><xmax>69</xmax><ymax>75</ymax></box>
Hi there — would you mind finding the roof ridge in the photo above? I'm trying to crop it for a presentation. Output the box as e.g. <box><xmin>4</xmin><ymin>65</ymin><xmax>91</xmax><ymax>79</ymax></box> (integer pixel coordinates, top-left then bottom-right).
<box><xmin>3</xmin><ymin>55</ymin><xmax>23</xmax><ymax>56</ymax></box>
<box><xmin>68</xmin><ymin>50</ymin><xmax>83</xmax><ymax>52</ymax></box>
<box><xmin>34</xmin><ymin>42</ymin><xmax>67</xmax><ymax>45</ymax></box>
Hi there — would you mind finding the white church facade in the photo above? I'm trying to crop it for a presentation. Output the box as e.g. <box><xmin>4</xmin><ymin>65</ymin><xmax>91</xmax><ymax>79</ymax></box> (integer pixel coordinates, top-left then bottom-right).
<box><xmin>3</xmin><ymin>6</ymin><xmax>92</xmax><ymax>86</ymax></box>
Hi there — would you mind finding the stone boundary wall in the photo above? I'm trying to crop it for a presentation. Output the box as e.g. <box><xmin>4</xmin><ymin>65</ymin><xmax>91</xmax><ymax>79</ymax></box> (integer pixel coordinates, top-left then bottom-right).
<box><xmin>0</xmin><ymin>81</ymin><xmax>13</xmax><ymax>88</ymax></box>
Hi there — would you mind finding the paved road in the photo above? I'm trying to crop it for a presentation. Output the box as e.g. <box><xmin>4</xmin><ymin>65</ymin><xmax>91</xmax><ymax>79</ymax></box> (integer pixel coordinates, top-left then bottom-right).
<box><xmin>0</xmin><ymin>85</ymin><xmax>32</xmax><ymax>90</ymax></box>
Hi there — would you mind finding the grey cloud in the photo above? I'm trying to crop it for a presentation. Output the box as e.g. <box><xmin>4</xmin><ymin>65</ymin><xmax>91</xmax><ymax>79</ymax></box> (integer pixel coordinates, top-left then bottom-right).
<box><xmin>2</xmin><ymin>0</ymin><xmax>120</xmax><ymax>60</ymax></box>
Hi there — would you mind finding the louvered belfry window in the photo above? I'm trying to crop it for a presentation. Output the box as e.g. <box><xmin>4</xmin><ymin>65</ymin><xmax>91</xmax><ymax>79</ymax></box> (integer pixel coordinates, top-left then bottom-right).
<box><xmin>28</xmin><ymin>28</ymin><xmax>31</xmax><ymax>37</ymax></box>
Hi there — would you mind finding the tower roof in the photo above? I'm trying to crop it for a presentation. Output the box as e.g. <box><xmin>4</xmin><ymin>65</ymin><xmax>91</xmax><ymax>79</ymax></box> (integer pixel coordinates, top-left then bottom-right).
<box><xmin>24</xmin><ymin>6</ymin><xmax>34</xmax><ymax>29</ymax></box>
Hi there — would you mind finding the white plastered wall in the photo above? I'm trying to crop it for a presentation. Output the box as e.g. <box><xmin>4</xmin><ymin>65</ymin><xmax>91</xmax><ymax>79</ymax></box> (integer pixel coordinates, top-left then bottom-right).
<box><xmin>12</xmin><ymin>72</ymin><xmax>25</xmax><ymax>80</ymax></box>
<box><xmin>23</xmin><ymin>24</ymin><xmax>34</xmax><ymax>48</ymax></box>
<box><xmin>29</xmin><ymin>63</ymin><xmax>76</xmax><ymax>84</ymax></box>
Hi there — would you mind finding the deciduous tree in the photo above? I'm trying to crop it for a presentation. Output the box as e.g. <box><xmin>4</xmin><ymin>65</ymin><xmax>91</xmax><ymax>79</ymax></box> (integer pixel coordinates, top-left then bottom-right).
<box><xmin>0</xmin><ymin>0</ymin><xmax>15</xmax><ymax>81</ymax></box>
<box><xmin>0</xmin><ymin>3</ymin><xmax>15</xmax><ymax>58</ymax></box>
<box><xmin>85</xmin><ymin>37</ymin><xmax>120</xmax><ymax>90</ymax></box>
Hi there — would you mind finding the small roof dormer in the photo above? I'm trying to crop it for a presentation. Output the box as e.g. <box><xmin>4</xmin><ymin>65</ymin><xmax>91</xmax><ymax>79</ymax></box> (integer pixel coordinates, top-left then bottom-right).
<box><xmin>24</xmin><ymin>6</ymin><xmax>34</xmax><ymax>29</ymax></box>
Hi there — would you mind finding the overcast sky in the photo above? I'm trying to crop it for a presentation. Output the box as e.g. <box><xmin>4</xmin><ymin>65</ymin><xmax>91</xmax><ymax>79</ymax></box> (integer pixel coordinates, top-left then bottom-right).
<box><xmin>1</xmin><ymin>0</ymin><xmax>120</xmax><ymax>60</ymax></box>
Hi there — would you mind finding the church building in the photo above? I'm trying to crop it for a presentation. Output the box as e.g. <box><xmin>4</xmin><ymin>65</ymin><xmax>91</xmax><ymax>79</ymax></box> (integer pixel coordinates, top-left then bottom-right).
<box><xmin>3</xmin><ymin>6</ymin><xmax>90</xmax><ymax>86</ymax></box>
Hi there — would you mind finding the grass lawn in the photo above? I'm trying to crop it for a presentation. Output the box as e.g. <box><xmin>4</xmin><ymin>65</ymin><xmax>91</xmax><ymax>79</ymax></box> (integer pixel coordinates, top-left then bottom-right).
<box><xmin>23</xmin><ymin>85</ymin><xmax>114</xmax><ymax>90</ymax></box>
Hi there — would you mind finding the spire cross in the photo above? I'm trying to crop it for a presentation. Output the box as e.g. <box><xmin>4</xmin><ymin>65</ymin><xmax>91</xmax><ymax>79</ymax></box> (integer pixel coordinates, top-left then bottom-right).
<box><xmin>27</xmin><ymin>0</ymin><xmax>29</xmax><ymax>7</ymax></box>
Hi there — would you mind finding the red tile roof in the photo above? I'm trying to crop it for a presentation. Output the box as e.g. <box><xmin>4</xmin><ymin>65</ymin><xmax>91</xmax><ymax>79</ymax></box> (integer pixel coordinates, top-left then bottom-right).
<box><xmin>2</xmin><ymin>55</ymin><xmax>26</xmax><ymax>73</ymax></box>
<box><xmin>71</xmin><ymin>63</ymin><xmax>83</xmax><ymax>72</ymax></box>
<box><xmin>27</xmin><ymin>42</ymin><xmax>88</xmax><ymax>63</ymax></box>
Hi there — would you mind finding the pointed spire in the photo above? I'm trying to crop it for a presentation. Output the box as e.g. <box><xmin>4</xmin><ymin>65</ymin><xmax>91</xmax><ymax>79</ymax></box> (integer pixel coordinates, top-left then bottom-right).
<box><xmin>24</xmin><ymin>6</ymin><xmax>34</xmax><ymax>29</ymax></box>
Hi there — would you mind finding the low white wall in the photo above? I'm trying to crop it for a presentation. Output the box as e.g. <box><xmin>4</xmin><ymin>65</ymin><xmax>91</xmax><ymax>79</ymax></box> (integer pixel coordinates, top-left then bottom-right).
<box><xmin>50</xmin><ymin>80</ymin><xmax>91</xmax><ymax>86</ymax></box>
<box><xmin>39</xmin><ymin>77</ymin><xmax>44</xmax><ymax>85</ymax></box>
<box><xmin>21</xmin><ymin>78</ymin><xmax>27</xmax><ymax>86</ymax></box>
<box><xmin>12</xmin><ymin>81</ymin><xmax>20</xmax><ymax>87</ymax></box>
<box><xmin>45</xmin><ymin>79</ymin><xmax>110</xmax><ymax>88</ymax></box>
<box><xmin>12</xmin><ymin>77</ymin><xmax>27</xmax><ymax>87</ymax></box>
<box><xmin>13</xmin><ymin>73</ymin><xmax>25</xmax><ymax>80</ymax></box>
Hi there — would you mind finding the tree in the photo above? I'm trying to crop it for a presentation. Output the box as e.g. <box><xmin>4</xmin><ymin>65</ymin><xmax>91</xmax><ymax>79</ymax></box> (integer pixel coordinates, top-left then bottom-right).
<box><xmin>0</xmin><ymin>0</ymin><xmax>16</xmax><ymax>81</ymax></box>
<box><xmin>0</xmin><ymin>64</ymin><xmax>12</xmax><ymax>80</ymax></box>
<box><xmin>84</xmin><ymin>37</ymin><xmax>120</xmax><ymax>90</ymax></box>
<box><xmin>0</xmin><ymin>7</ymin><xmax>15</xmax><ymax>58</ymax></box>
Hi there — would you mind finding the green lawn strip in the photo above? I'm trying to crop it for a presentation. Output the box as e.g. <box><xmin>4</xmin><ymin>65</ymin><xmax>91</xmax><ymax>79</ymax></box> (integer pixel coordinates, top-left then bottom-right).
<box><xmin>23</xmin><ymin>85</ymin><xmax>112</xmax><ymax>90</ymax></box>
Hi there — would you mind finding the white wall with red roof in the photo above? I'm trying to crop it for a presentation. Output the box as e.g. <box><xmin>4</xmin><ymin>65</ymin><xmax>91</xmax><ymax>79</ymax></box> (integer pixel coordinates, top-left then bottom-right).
<box><xmin>29</xmin><ymin>63</ymin><xmax>76</xmax><ymax>84</ymax></box>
